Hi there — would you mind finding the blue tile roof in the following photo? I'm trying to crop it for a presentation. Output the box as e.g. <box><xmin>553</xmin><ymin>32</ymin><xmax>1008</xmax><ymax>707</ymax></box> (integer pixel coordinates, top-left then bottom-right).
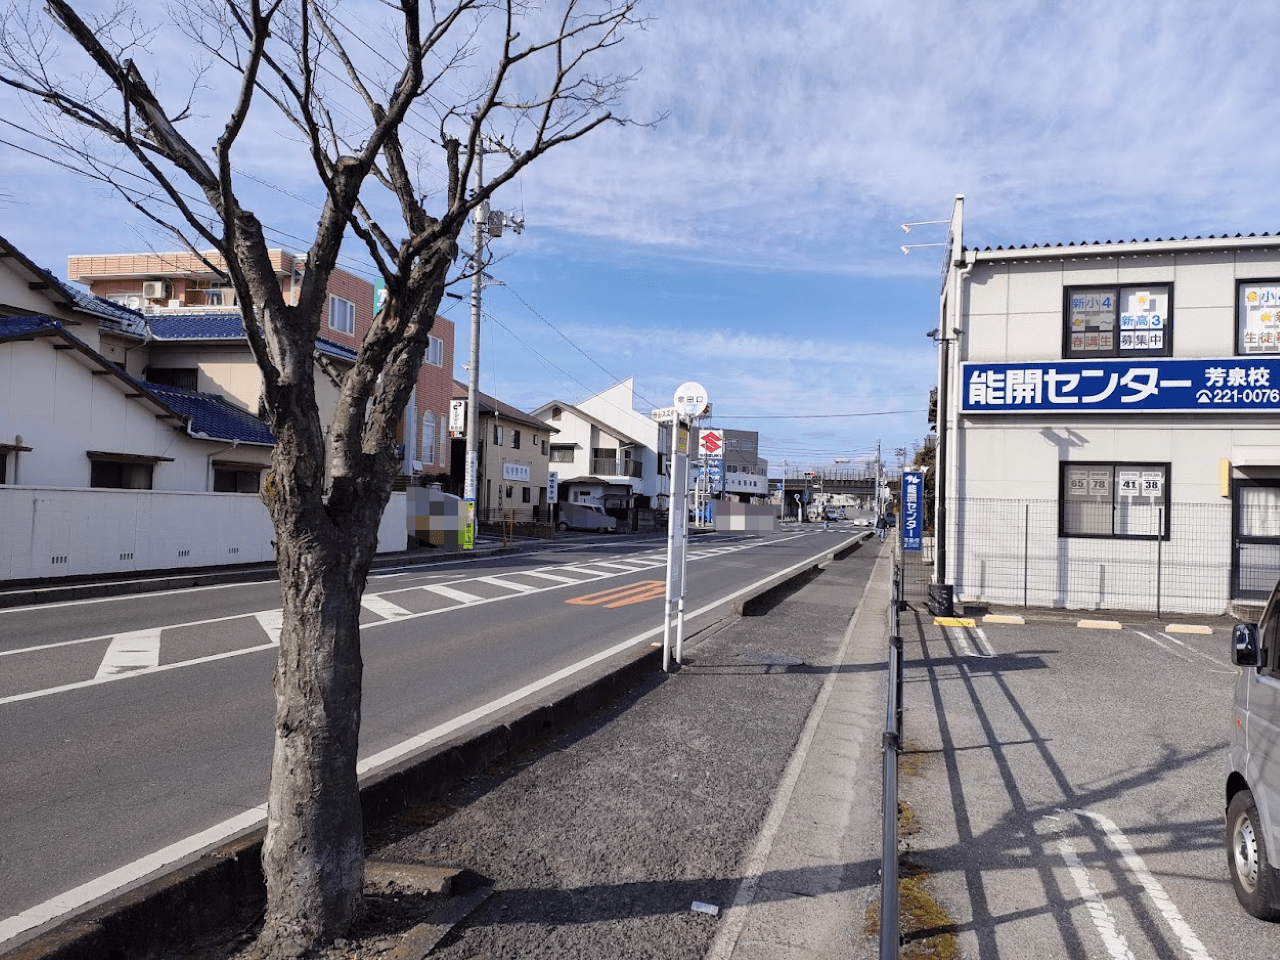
<box><xmin>0</xmin><ymin>316</ymin><xmax>62</xmax><ymax>338</ymax></box>
<box><xmin>147</xmin><ymin>315</ymin><xmax>358</xmax><ymax>363</ymax></box>
<box><xmin>143</xmin><ymin>382</ymin><xmax>276</xmax><ymax>446</ymax></box>
<box><xmin>147</xmin><ymin>313</ymin><xmax>248</xmax><ymax>340</ymax></box>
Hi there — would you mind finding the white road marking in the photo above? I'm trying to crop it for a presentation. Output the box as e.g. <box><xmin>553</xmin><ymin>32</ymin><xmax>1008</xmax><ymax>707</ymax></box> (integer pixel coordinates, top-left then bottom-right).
<box><xmin>2</xmin><ymin>533</ymin><xmax>851</xmax><ymax>703</ymax></box>
<box><xmin>1076</xmin><ymin>809</ymin><xmax>1214</xmax><ymax>960</ymax></box>
<box><xmin>1054</xmin><ymin>831</ymin><xmax>1136</xmax><ymax>960</ymax></box>
<box><xmin>0</xmin><ymin>803</ymin><xmax>268</xmax><ymax>945</ymax></box>
<box><xmin>1133</xmin><ymin>630</ymin><xmax>1191</xmax><ymax>662</ymax></box>
<box><xmin>473</xmin><ymin>576</ymin><xmax>535</xmax><ymax>593</ymax></box>
<box><xmin>420</xmin><ymin>583</ymin><xmax>484</xmax><ymax>604</ymax></box>
<box><xmin>2</xmin><ymin>545</ymin><xmax>846</xmax><ymax>945</ymax></box>
<box><xmin>971</xmin><ymin>626</ymin><xmax>995</xmax><ymax>658</ymax></box>
<box><xmin>360</xmin><ymin>595</ymin><xmax>412</xmax><ymax>620</ymax></box>
<box><xmin>254</xmin><ymin>609</ymin><xmax>283</xmax><ymax>645</ymax></box>
<box><xmin>1158</xmin><ymin>632</ymin><xmax>1220</xmax><ymax>665</ymax></box>
<box><xmin>514</xmin><ymin>570</ymin><xmax>587</xmax><ymax>584</ymax></box>
<box><xmin>94</xmin><ymin>628</ymin><xmax>162</xmax><ymax>679</ymax></box>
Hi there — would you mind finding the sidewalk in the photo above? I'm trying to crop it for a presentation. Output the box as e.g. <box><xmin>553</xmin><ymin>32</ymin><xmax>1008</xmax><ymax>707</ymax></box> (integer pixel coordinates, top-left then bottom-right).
<box><xmin>206</xmin><ymin>539</ymin><xmax>894</xmax><ymax>960</ymax></box>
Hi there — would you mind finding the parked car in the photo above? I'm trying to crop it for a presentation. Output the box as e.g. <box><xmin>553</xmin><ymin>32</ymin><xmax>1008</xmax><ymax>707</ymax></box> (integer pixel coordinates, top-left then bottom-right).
<box><xmin>557</xmin><ymin>502</ymin><xmax>616</xmax><ymax>533</ymax></box>
<box><xmin>823</xmin><ymin>506</ymin><xmax>846</xmax><ymax>521</ymax></box>
<box><xmin>1228</xmin><ymin>578</ymin><xmax>1280</xmax><ymax>920</ymax></box>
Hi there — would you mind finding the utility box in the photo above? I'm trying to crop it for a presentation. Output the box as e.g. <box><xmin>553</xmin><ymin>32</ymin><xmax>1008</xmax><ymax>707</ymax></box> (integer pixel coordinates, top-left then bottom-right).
<box><xmin>928</xmin><ymin>583</ymin><xmax>954</xmax><ymax>617</ymax></box>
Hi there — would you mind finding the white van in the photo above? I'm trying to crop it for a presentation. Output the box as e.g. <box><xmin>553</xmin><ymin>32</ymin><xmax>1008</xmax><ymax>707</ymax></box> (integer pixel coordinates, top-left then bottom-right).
<box><xmin>1228</xmin><ymin>583</ymin><xmax>1280</xmax><ymax>920</ymax></box>
<box><xmin>556</xmin><ymin>502</ymin><xmax>616</xmax><ymax>533</ymax></box>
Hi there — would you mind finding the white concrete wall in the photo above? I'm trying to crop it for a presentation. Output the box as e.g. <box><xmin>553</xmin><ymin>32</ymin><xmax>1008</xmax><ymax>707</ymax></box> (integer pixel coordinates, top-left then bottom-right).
<box><xmin>0</xmin><ymin>487</ymin><xmax>408</xmax><ymax>581</ymax></box>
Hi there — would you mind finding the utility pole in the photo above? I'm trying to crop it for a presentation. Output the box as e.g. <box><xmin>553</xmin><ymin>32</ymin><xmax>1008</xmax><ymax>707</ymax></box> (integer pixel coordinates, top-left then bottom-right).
<box><xmin>463</xmin><ymin>139</ymin><xmax>524</xmax><ymax>524</ymax></box>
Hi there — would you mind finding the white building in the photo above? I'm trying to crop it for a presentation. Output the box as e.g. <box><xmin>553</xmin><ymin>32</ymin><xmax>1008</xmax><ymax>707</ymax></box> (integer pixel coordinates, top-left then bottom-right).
<box><xmin>0</xmin><ymin>234</ymin><xmax>404</xmax><ymax>582</ymax></box>
<box><xmin>936</xmin><ymin>198</ymin><xmax>1280</xmax><ymax>616</ymax></box>
<box><xmin>531</xmin><ymin>377</ymin><xmax>673</xmax><ymax>509</ymax></box>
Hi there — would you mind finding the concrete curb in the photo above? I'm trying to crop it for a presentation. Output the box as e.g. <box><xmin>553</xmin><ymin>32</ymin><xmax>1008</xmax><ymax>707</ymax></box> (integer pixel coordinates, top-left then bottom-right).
<box><xmin>6</xmin><ymin>534</ymin><xmax>856</xmax><ymax>959</ymax></box>
<box><xmin>6</xmin><ymin>640</ymin><xmax>665</xmax><ymax>960</ymax></box>
<box><xmin>732</xmin><ymin>532</ymin><xmax>872</xmax><ymax>616</ymax></box>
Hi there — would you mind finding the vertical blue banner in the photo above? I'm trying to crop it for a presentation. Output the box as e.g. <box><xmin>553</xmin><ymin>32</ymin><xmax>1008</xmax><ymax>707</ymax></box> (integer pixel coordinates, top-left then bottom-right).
<box><xmin>902</xmin><ymin>471</ymin><xmax>923</xmax><ymax>551</ymax></box>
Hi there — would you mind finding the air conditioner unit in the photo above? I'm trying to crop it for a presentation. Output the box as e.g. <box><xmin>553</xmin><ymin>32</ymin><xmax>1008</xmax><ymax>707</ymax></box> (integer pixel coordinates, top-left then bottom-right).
<box><xmin>142</xmin><ymin>280</ymin><xmax>169</xmax><ymax>300</ymax></box>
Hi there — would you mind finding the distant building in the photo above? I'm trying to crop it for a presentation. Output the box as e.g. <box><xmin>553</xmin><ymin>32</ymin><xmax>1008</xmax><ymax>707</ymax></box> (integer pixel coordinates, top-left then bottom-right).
<box><xmin>68</xmin><ymin>249</ymin><xmax>455</xmax><ymax>479</ymax></box>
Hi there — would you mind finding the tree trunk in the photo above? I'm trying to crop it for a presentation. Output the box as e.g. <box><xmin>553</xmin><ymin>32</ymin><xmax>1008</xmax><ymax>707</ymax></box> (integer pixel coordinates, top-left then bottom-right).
<box><xmin>257</xmin><ymin>521</ymin><xmax>375</xmax><ymax>954</ymax></box>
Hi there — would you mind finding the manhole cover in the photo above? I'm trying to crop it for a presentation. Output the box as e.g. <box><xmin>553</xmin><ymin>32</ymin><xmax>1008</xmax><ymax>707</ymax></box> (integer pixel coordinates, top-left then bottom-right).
<box><xmin>734</xmin><ymin>652</ymin><xmax>804</xmax><ymax>666</ymax></box>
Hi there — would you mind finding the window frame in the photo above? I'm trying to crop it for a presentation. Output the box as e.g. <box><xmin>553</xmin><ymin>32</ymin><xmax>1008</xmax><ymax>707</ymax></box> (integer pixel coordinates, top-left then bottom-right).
<box><xmin>1237</xmin><ymin>279</ymin><xmax>1280</xmax><ymax>356</ymax></box>
<box><xmin>1063</xmin><ymin>284</ymin><xmax>1173</xmax><ymax>359</ymax></box>
<box><xmin>426</xmin><ymin>335</ymin><xmax>444</xmax><ymax>366</ymax></box>
<box><xmin>512</xmin><ymin>429</ymin><xmax>521</xmax><ymax>450</ymax></box>
<box><xmin>328</xmin><ymin>294</ymin><xmax>356</xmax><ymax>335</ymax></box>
<box><xmin>550</xmin><ymin>445</ymin><xmax>574</xmax><ymax>463</ymax></box>
<box><xmin>1059</xmin><ymin>460</ymin><xmax>1170</xmax><ymax>540</ymax></box>
<box><xmin>493</xmin><ymin>424</ymin><xmax>504</xmax><ymax>446</ymax></box>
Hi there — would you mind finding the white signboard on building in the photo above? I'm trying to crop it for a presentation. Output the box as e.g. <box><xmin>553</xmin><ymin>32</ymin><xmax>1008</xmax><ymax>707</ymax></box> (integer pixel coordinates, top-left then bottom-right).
<box><xmin>449</xmin><ymin>399</ymin><xmax>467</xmax><ymax>438</ymax></box>
<box><xmin>503</xmin><ymin>462</ymin><xmax>531</xmax><ymax>482</ymax></box>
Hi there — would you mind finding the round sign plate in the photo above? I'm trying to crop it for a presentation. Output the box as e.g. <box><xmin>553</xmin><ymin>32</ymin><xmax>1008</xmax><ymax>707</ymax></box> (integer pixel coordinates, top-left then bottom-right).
<box><xmin>673</xmin><ymin>381</ymin><xmax>710</xmax><ymax>418</ymax></box>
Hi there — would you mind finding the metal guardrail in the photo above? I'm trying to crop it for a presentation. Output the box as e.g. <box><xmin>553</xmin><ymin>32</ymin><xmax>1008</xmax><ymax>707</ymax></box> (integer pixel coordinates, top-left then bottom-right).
<box><xmin>879</xmin><ymin>559</ymin><xmax>904</xmax><ymax>958</ymax></box>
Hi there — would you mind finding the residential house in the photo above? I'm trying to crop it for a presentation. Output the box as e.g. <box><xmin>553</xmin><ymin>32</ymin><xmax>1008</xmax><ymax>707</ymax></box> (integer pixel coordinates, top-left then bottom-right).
<box><xmin>0</xmin><ymin>236</ymin><xmax>417</xmax><ymax>581</ymax></box>
<box><xmin>531</xmin><ymin>378</ymin><xmax>673</xmax><ymax>530</ymax></box>
<box><xmin>449</xmin><ymin>381</ymin><xmax>554</xmax><ymax>523</ymax></box>
<box><xmin>67</xmin><ymin>249</ymin><xmax>456</xmax><ymax>479</ymax></box>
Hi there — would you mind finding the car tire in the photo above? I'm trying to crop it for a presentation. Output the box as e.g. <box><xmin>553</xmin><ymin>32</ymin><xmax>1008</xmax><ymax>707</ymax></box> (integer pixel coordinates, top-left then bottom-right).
<box><xmin>556</xmin><ymin>521</ymin><xmax>569</xmax><ymax>532</ymax></box>
<box><xmin>1228</xmin><ymin>788</ymin><xmax>1280</xmax><ymax>921</ymax></box>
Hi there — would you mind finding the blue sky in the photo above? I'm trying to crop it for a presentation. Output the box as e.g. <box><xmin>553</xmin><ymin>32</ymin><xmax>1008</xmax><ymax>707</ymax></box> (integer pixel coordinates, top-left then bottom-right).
<box><xmin>4</xmin><ymin>1</ymin><xmax>1280</xmax><ymax>473</ymax></box>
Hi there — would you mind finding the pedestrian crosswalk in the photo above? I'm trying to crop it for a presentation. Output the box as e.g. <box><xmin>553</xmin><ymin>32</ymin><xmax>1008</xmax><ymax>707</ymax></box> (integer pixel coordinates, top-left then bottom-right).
<box><xmin>5</xmin><ymin>535</ymin><xmax>822</xmax><ymax>702</ymax></box>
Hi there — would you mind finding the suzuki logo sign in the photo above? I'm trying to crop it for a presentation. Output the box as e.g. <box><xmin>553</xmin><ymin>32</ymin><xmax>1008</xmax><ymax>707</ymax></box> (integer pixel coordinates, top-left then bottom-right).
<box><xmin>700</xmin><ymin>429</ymin><xmax>723</xmax><ymax>457</ymax></box>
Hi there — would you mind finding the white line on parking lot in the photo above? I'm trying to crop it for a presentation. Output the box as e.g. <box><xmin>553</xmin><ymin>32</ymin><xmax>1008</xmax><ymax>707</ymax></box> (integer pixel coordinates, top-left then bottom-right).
<box><xmin>1132</xmin><ymin>630</ymin><xmax>1193</xmax><ymax>662</ymax></box>
<box><xmin>1075</xmin><ymin>809</ymin><xmax>1213</xmax><ymax>960</ymax></box>
<box><xmin>1052</xmin><ymin>829</ymin><xmax>1136</xmax><ymax>960</ymax></box>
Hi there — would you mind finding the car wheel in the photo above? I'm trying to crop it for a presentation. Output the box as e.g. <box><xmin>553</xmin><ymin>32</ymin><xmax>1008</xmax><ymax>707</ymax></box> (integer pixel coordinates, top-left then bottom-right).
<box><xmin>1228</xmin><ymin>788</ymin><xmax>1280</xmax><ymax>920</ymax></box>
<box><xmin>556</xmin><ymin>521</ymin><xmax>569</xmax><ymax>532</ymax></box>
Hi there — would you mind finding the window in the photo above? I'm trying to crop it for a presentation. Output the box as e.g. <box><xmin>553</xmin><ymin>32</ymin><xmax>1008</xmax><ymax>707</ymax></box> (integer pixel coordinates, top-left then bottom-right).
<box><xmin>0</xmin><ymin>451</ymin><xmax>6</xmax><ymax>484</ymax></box>
<box><xmin>328</xmin><ymin>294</ymin><xmax>355</xmax><ymax>335</ymax></box>
<box><xmin>1238</xmin><ymin>280</ymin><xmax>1280</xmax><ymax>355</ymax></box>
<box><xmin>1064</xmin><ymin>285</ymin><xmax>1172</xmax><ymax>358</ymax></box>
<box><xmin>145</xmin><ymin>367</ymin><xmax>198</xmax><ymax>390</ymax></box>
<box><xmin>427</xmin><ymin>335</ymin><xmax>444</xmax><ymax>366</ymax></box>
<box><xmin>1061</xmin><ymin>462</ymin><xmax>1169</xmax><ymax>539</ymax></box>
<box><xmin>213</xmin><ymin>465</ymin><xmax>262</xmax><ymax>493</ymax></box>
<box><xmin>421</xmin><ymin>411</ymin><xmax>436</xmax><ymax>464</ymax></box>
<box><xmin>542</xmin><ymin>440</ymin><xmax>548</xmax><ymax>456</ymax></box>
<box><xmin>493</xmin><ymin>424</ymin><xmax>504</xmax><ymax>446</ymax></box>
<box><xmin>550</xmin><ymin>445</ymin><xmax>574</xmax><ymax>463</ymax></box>
<box><xmin>90</xmin><ymin>459</ymin><xmax>154</xmax><ymax>489</ymax></box>
<box><xmin>512</xmin><ymin>429</ymin><xmax>521</xmax><ymax>450</ymax></box>
<box><xmin>522</xmin><ymin>486</ymin><xmax>531</xmax><ymax>503</ymax></box>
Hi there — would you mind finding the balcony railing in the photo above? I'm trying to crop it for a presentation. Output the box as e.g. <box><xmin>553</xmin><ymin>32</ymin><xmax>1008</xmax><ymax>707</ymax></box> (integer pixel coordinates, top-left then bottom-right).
<box><xmin>590</xmin><ymin>458</ymin><xmax>643</xmax><ymax>478</ymax></box>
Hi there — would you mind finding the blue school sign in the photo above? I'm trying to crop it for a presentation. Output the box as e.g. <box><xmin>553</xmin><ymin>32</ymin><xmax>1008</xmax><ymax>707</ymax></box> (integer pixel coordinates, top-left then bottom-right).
<box><xmin>902</xmin><ymin>471</ymin><xmax>923</xmax><ymax>551</ymax></box>
<box><xmin>961</xmin><ymin>358</ymin><xmax>1280</xmax><ymax>414</ymax></box>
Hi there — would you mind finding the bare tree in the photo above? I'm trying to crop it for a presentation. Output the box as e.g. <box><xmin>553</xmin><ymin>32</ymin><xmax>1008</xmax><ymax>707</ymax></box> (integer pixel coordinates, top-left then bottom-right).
<box><xmin>0</xmin><ymin>0</ymin><xmax>646</xmax><ymax>954</ymax></box>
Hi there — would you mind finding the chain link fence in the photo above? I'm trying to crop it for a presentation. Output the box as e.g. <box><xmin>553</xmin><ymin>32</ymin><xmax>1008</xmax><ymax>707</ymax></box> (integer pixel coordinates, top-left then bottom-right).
<box><xmin>895</xmin><ymin>498</ymin><xmax>1270</xmax><ymax>617</ymax></box>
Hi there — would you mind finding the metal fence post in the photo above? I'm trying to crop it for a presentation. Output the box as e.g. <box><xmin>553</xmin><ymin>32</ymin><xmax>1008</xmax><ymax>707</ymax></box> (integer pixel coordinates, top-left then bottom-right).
<box><xmin>880</xmin><ymin>563</ymin><xmax>903</xmax><ymax>959</ymax></box>
<box><xmin>1023</xmin><ymin>502</ymin><xmax>1030</xmax><ymax>608</ymax></box>
<box><xmin>1156</xmin><ymin>505</ymin><xmax>1164</xmax><ymax>618</ymax></box>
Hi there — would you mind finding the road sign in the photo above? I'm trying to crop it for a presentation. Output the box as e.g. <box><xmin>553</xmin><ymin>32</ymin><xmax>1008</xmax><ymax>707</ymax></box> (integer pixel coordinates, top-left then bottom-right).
<box><xmin>673</xmin><ymin>381</ymin><xmax>711</xmax><ymax>418</ymax></box>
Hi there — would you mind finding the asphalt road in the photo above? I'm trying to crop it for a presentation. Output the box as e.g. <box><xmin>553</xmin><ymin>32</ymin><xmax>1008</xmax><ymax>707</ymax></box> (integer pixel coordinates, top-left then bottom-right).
<box><xmin>901</xmin><ymin>609</ymin><xmax>1280</xmax><ymax>959</ymax></box>
<box><xmin>0</xmin><ymin>526</ymin><xmax>856</xmax><ymax>944</ymax></box>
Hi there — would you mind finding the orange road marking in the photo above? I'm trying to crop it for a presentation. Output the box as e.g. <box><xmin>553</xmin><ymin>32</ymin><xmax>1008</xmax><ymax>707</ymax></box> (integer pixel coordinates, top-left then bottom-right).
<box><xmin>566</xmin><ymin>580</ymin><xmax>666</xmax><ymax>608</ymax></box>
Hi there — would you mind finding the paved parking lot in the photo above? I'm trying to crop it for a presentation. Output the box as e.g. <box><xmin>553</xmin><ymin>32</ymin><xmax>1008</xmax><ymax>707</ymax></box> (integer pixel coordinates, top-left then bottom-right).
<box><xmin>899</xmin><ymin>608</ymin><xmax>1280</xmax><ymax>959</ymax></box>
